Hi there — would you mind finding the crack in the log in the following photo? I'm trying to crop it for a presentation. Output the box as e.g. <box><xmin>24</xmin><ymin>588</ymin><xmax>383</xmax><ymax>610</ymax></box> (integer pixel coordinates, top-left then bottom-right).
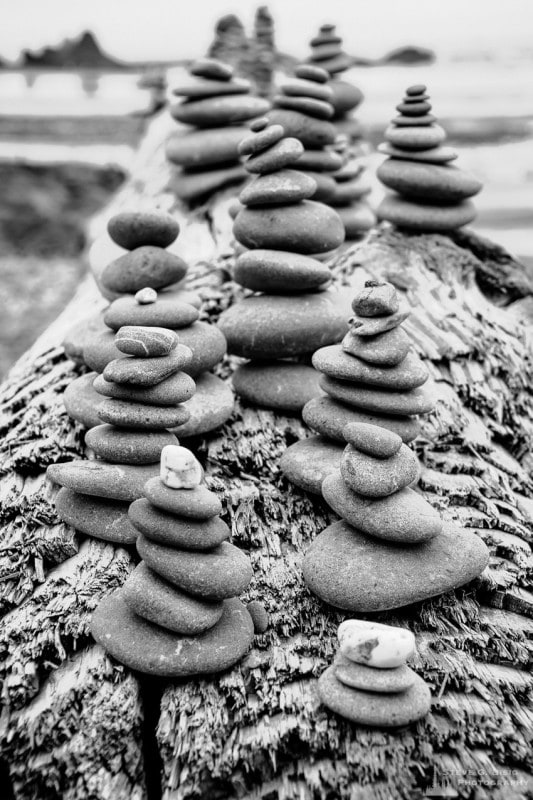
<box><xmin>138</xmin><ymin>675</ymin><xmax>164</xmax><ymax>800</ymax></box>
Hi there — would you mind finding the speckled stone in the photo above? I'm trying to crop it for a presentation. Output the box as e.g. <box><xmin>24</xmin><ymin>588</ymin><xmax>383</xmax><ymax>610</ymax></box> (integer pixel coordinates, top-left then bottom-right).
<box><xmin>303</xmin><ymin>396</ymin><xmax>421</xmax><ymax>444</ymax></box>
<box><xmin>385</xmin><ymin>124</ymin><xmax>446</xmax><ymax>151</ymax></box>
<box><xmin>313</xmin><ymin>346</ymin><xmax>428</xmax><ymax>391</ymax></box>
<box><xmin>343</xmin><ymin>422</ymin><xmax>402</xmax><ymax>459</ymax></box>
<box><xmin>340</xmin><ymin>443</ymin><xmax>420</xmax><ymax>497</ymax></box>
<box><xmin>233</xmin><ymin>362</ymin><xmax>322</xmax><ymax>412</ymax></box>
<box><xmin>129</xmin><ymin>497</ymin><xmax>230</xmax><ymax>549</ymax></box>
<box><xmin>171</xmin><ymin>95</ymin><xmax>270</xmax><ymax>127</ymax></box>
<box><xmin>320</xmin><ymin>375</ymin><xmax>435</xmax><ymax>417</ymax></box>
<box><xmin>352</xmin><ymin>282</ymin><xmax>399</xmax><ymax>317</ymax></box>
<box><xmin>342</xmin><ymin>327</ymin><xmax>411</xmax><ymax>367</ymax></box>
<box><xmin>233</xmin><ymin>201</ymin><xmax>344</xmax><ymax>254</ymax></box>
<box><xmin>334</xmin><ymin>655</ymin><xmax>416</xmax><ymax>694</ymax></box>
<box><xmin>115</xmin><ymin>326</ymin><xmax>178</xmax><ymax>357</ymax></box>
<box><xmin>85</xmin><ymin>425</ymin><xmax>178</xmax><ymax>465</ymax></box>
<box><xmin>63</xmin><ymin>373</ymin><xmax>104</xmax><ymax>429</ymax></box>
<box><xmin>378</xmin><ymin>195</ymin><xmax>477</xmax><ymax>232</ymax></box>
<box><xmin>266</xmin><ymin>109</ymin><xmax>337</xmax><ymax>148</ymax></box>
<box><xmin>239</xmin><ymin>170</ymin><xmax>317</xmax><ymax>207</ymax></box>
<box><xmin>280</xmin><ymin>436</ymin><xmax>342</xmax><ymax>495</ymax></box>
<box><xmin>97</xmin><ymin>399</ymin><xmax>189</xmax><ymax>431</ymax></box>
<box><xmin>173</xmin><ymin>372</ymin><xmax>234</xmax><ymax>439</ymax></box>
<box><xmin>94</xmin><ymin>369</ymin><xmax>195</xmax><ymax>406</ymax></box>
<box><xmin>378</xmin><ymin>160</ymin><xmax>482</xmax><ymax>202</ymax></box>
<box><xmin>91</xmin><ymin>593</ymin><xmax>253</xmax><ymax>677</ymax></box>
<box><xmin>338</xmin><ymin>619</ymin><xmax>415</xmax><ymax>668</ymax></box>
<box><xmin>55</xmin><ymin>487</ymin><xmax>137</xmax><ymax>544</ymax></box>
<box><xmin>234</xmin><ymin>249</ymin><xmax>330</xmax><ymax>292</ymax></box>
<box><xmin>166</xmin><ymin>126</ymin><xmax>248</xmax><ymax>167</ymax></box>
<box><xmin>144</xmin><ymin>478</ymin><xmax>222</xmax><ymax>519</ymax></box>
<box><xmin>104</xmin><ymin>296</ymin><xmax>199</xmax><ymax>331</ymax></box>
<box><xmin>47</xmin><ymin>460</ymin><xmax>159</xmax><ymax>502</ymax></box>
<box><xmin>349</xmin><ymin>305</ymin><xmax>410</xmax><ymax>337</ymax></box>
<box><xmin>247</xmin><ymin>601</ymin><xmax>269</xmax><ymax>634</ymax></box>
<box><xmin>101</xmin><ymin>247</ymin><xmax>188</xmax><ymax>294</ymax></box>
<box><xmin>107</xmin><ymin>211</ymin><xmax>179</xmax><ymax>250</ymax></box>
<box><xmin>238</xmin><ymin>124</ymin><xmax>285</xmax><ymax>156</ymax></box>
<box><xmin>103</xmin><ymin>348</ymin><xmax>188</xmax><ymax>387</ymax></box>
<box><xmin>246</xmin><ymin>137</ymin><xmax>304</xmax><ymax>174</ymax></box>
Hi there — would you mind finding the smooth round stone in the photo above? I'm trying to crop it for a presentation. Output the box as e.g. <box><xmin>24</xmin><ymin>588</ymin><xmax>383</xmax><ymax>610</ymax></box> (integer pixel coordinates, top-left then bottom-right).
<box><xmin>94</xmin><ymin>369</ymin><xmax>195</xmax><ymax>406</ymax></box>
<box><xmin>171</xmin><ymin>95</ymin><xmax>270</xmax><ymax>127</ymax></box>
<box><xmin>349</xmin><ymin>305</ymin><xmax>410</xmax><ymax>337</ymax></box>
<box><xmin>239</xmin><ymin>170</ymin><xmax>317</xmax><ymax>207</ymax></box>
<box><xmin>392</xmin><ymin>115</ymin><xmax>437</xmax><ymax>127</ymax></box>
<box><xmin>91</xmin><ymin>592</ymin><xmax>253</xmax><ymax>677</ymax></box>
<box><xmin>172</xmin><ymin>77</ymin><xmax>250</xmax><ymax>99</ymax></box>
<box><xmin>177</xmin><ymin>322</ymin><xmax>227</xmax><ymax>377</ymax></box>
<box><xmin>313</xmin><ymin>347</ymin><xmax>428</xmax><ymax>391</ymax></box>
<box><xmin>55</xmin><ymin>487</ymin><xmax>137</xmax><ymax>544</ymax></box>
<box><xmin>283</xmin><ymin>78</ymin><xmax>333</xmax><ymax>102</ymax></box>
<box><xmin>274</xmin><ymin>94</ymin><xmax>333</xmax><ymax>120</ymax></box>
<box><xmin>246</xmin><ymin>137</ymin><xmax>304</xmax><ymax>174</ymax></box>
<box><xmin>311</xmin><ymin>42</ymin><xmax>343</xmax><ymax>60</ymax></box>
<box><xmin>144</xmin><ymin>477</ymin><xmax>222</xmax><ymax>519</ymax></box>
<box><xmin>104</xmin><ymin>296</ymin><xmax>199</xmax><ymax>330</ymax></box>
<box><xmin>47</xmin><ymin>460</ymin><xmax>159</xmax><ymax>502</ymax></box>
<box><xmin>378</xmin><ymin>195</ymin><xmax>477</xmax><ymax>232</ymax></box>
<box><xmin>166</xmin><ymin>126</ymin><xmax>247</xmax><ymax>168</ymax></box>
<box><xmin>84</xmin><ymin>330</ymin><xmax>123</xmax><ymax>373</ymax></box>
<box><xmin>172</xmin><ymin>163</ymin><xmax>247</xmax><ymax>202</ymax></box>
<box><xmin>322</xmin><ymin>471</ymin><xmax>442</xmax><ymax>544</ymax></box>
<box><xmin>129</xmin><ymin>498</ymin><xmax>229</xmax><ymax>549</ymax></box>
<box><xmin>320</xmin><ymin>375</ymin><xmax>435</xmax><ymax>416</ymax></box>
<box><xmin>97</xmin><ymin>399</ymin><xmax>189</xmax><ymax>430</ymax></box>
<box><xmin>352</xmin><ymin>282</ymin><xmax>399</xmax><ymax>317</ymax></box>
<box><xmin>295</xmin><ymin>149</ymin><xmax>343</xmax><ymax>172</ymax></box>
<box><xmin>335</xmin><ymin>655</ymin><xmax>416</xmax><ymax>694</ymax></box>
<box><xmin>396</xmin><ymin>101</ymin><xmax>432</xmax><ymax>116</ymax></box>
<box><xmin>135</xmin><ymin>288</ymin><xmax>158</xmax><ymax>304</ymax></box>
<box><xmin>233</xmin><ymin>362</ymin><xmax>322</xmax><ymax>412</ymax></box>
<box><xmin>295</xmin><ymin>64</ymin><xmax>329</xmax><ymax>82</ymax></box>
<box><xmin>318</xmin><ymin>666</ymin><xmax>431</xmax><ymax>727</ymax></box>
<box><xmin>406</xmin><ymin>84</ymin><xmax>427</xmax><ymax>96</ymax></box>
<box><xmin>234</xmin><ymin>249</ymin><xmax>330</xmax><ymax>292</ymax></box>
<box><xmin>101</xmin><ymin>247</ymin><xmax>188</xmax><ymax>294</ymax></box>
<box><xmin>115</xmin><ymin>326</ymin><xmax>178</xmax><ymax>357</ymax></box>
<box><xmin>341</xmin><ymin>443</ymin><xmax>420</xmax><ymax>497</ymax></box>
<box><xmin>63</xmin><ymin>373</ymin><xmax>104</xmax><ymax>429</ymax></box>
<box><xmin>385</xmin><ymin>124</ymin><xmax>446</xmax><ymax>151</ymax></box>
<box><xmin>238</xmin><ymin>124</ymin><xmax>285</xmax><ymax>157</ymax></box>
<box><xmin>303</xmin><ymin>396</ymin><xmax>421</xmax><ymax>443</ymax></box>
<box><xmin>342</xmin><ymin>327</ymin><xmax>411</xmax><ymax>367</ymax></box>
<box><xmin>343</xmin><ymin>422</ymin><xmax>402</xmax><ymax>459</ymax></box>
<box><xmin>173</xmin><ymin>372</ymin><xmax>234</xmax><ymax>439</ymax></box>
<box><xmin>190</xmin><ymin>58</ymin><xmax>233</xmax><ymax>80</ymax></box>
<box><xmin>338</xmin><ymin>619</ymin><xmax>415</xmax><ymax>668</ymax></box>
<box><xmin>85</xmin><ymin>425</ymin><xmax>178</xmax><ymax>465</ymax></box>
<box><xmin>402</xmin><ymin>94</ymin><xmax>430</xmax><ymax>103</ymax></box>
<box><xmin>378</xmin><ymin>160</ymin><xmax>482</xmax><ymax>203</ymax></box>
<box><xmin>250</xmin><ymin>117</ymin><xmax>269</xmax><ymax>132</ymax></box>
<box><xmin>299</xmin><ymin>170</ymin><xmax>337</xmax><ymax>202</ymax></box>
<box><xmin>303</xmin><ymin>520</ymin><xmax>489</xmax><ymax>612</ymax></box>
<box><xmin>266</xmin><ymin>109</ymin><xmax>337</xmax><ymax>148</ymax></box>
<box><xmin>280</xmin><ymin>436</ymin><xmax>342</xmax><ymax>495</ymax></box>
<box><xmin>107</xmin><ymin>212</ymin><xmax>179</xmax><ymax>251</ymax></box>
<box><xmin>103</xmin><ymin>348</ymin><xmax>188</xmax><ymax>387</ymax></box>
<box><xmin>63</xmin><ymin>312</ymin><xmax>106</xmax><ymax>364</ymax></box>
<box><xmin>122</xmin><ymin>562</ymin><xmax>224</xmax><ymax>634</ymax></box>
<box><xmin>330</xmin><ymin>176</ymin><xmax>371</xmax><ymax>205</ymax></box>
<box><xmin>337</xmin><ymin>204</ymin><xmax>376</xmax><ymax>239</ymax></box>
<box><xmin>218</xmin><ymin>292</ymin><xmax>348</xmax><ymax>359</ymax></box>
<box><xmin>137</xmin><ymin>534</ymin><xmax>252</xmax><ymax>600</ymax></box>
<box><xmin>377</xmin><ymin>143</ymin><xmax>457</xmax><ymax>163</ymax></box>
<box><xmin>233</xmin><ymin>200</ymin><xmax>344</xmax><ymax>254</ymax></box>
<box><xmin>329</xmin><ymin>80</ymin><xmax>363</xmax><ymax>116</ymax></box>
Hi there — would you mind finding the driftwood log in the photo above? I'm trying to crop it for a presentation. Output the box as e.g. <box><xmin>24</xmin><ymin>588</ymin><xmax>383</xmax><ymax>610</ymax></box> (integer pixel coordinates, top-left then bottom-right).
<box><xmin>1</xmin><ymin>104</ymin><xmax>532</xmax><ymax>800</ymax></box>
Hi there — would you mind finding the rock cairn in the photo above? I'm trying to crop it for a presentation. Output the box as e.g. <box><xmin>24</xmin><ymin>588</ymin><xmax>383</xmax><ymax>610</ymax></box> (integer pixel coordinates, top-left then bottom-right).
<box><xmin>65</xmin><ymin>211</ymin><xmax>232</xmax><ymax>442</ymax></box>
<box><xmin>218</xmin><ymin>117</ymin><xmax>348</xmax><ymax>413</ymax></box>
<box><xmin>328</xmin><ymin>136</ymin><xmax>376</xmax><ymax>241</ymax></box>
<box><xmin>377</xmin><ymin>84</ymin><xmax>483</xmax><ymax>231</ymax></box>
<box><xmin>318</xmin><ymin>620</ymin><xmax>431</xmax><ymax>727</ymax></box>
<box><xmin>91</xmin><ymin>446</ymin><xmax>255</xmax><ymax>676</ymax></box>
<box><xmin>303</xmin><ymin>421</ymin><xmax>489</xmax><ymax>613</ymax></box>
<box><xmin>166</xmin><ymin>58</ymin><xmax>270</xmax><ymax>203</ymax></box>
<box><xmin>282</xmin><ymin>281</ymin><xmax>431</xmax><ymax>494</ymax></box>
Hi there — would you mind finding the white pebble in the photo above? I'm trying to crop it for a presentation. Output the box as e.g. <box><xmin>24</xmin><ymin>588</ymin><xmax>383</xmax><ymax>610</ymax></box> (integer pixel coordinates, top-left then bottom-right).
<box><xmin>160</xmin><ymin>445</ymin><xmax>203</xmax><ymax>489</ymax></box>
<box><xmin>338</xmin><ymin>619</ymin><xmax>415</xmax><ymax>669</ymax></box>
<box><xmin>135</xmin><ymin>287</ymin><xmax>158</xmax><ymax>304</ymax></box>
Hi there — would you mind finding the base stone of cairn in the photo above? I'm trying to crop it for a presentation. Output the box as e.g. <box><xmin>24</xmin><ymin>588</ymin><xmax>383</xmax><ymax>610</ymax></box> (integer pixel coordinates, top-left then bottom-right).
<box><xmin>64</xmin><ymin>211</ymin><xmax>233</xmax><ymax>441</ymax></box>
<box><xmin>218</xmin><ymin>116</ymin><xmax>349</xmax><ymax>413</ymax></box>
<box><xmin>166</xmin><ymin>58</ymin><xmax>270</xmax><ymax>203</ymax></box>
<box><xmin>318</xmin><ymin>621</ymin><xmax>431</xmax><ymax>727</ymax></box>
<box><xmin>91</xmin><ymin>446</ymin><xmax>254</xmax><ymax>676</ymax></box>
<box><xmin>377</xmin><ymin>84</ymin><xmax>483</xmax><ymax>231</ymax></box>
<box><xmin>281</xmin><ymin>281</ymin><xmax>431</xmax><ymax>494</ymax></box>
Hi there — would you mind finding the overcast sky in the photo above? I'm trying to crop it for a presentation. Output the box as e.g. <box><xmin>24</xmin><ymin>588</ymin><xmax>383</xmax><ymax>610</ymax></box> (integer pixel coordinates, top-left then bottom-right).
<box><xmin>1</xmin><ymin>0</ymin><xmax>532</xmax><ymax>62</ymax></box>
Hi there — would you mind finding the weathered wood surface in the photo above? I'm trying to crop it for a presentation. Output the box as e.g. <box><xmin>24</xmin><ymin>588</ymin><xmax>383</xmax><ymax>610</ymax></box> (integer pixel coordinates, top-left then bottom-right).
<box><xmin>1</xmin><ymin>106</ymin><xmax>532</xmax><ymax>800</ymax></box>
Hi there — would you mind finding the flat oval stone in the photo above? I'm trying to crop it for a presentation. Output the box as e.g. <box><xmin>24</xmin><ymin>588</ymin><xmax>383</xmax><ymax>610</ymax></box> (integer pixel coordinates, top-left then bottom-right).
<box><xmin>282</xmin><ymin>78</ymin><xmax>333</xmax><ymax>101</ymax></box>
<box><xmin>144</xmin><ymin>477</ymin><xmax>222</xmax><ymax>519</ymax></box>
<box><xmin>378</xmin><ymin>195</ymin><xmax>477</xmax><ymax>232</ymax></box>
<box><xmin>313</xmin><ymin>346</ymin><xmax>428</xmax><ymax>391</ymax></box>
<box><xmin>396</xmin><ymin>101</ymin><xmax>432</xmax><ymax>116</ymax></box>
<box><xmin>173</xmin><ymin>372</ymin><xmax>233</xmax><ymax>439</ymax></box>
<box><xmin>314</xmin><ymin>53</ymin><xmax>353</xmax><ymax>75</ymax></box>
<box><xmin>97</xmin><ymin>399</ymin><xmax>189</xmax><ymax>431</ymax></box>
<box><xmin>246</xmin><ymin>137</ymin><xmax>304</xmax><ymax>174</ymax></box>
<box><xmin>104</xmin><ymin>296</ymin><xmax>199</xmax><ymax>331</ymax></box>
<box><xmin>341</xmin><ymin>443</ymin><xmax>420</xmax><ymax>497</ymax></box>
<box><xmin>107</xmin><ymin>211</ymin><xmax>179</xmax><ymax>250</ymax></box>
<box><xmin>172</xmin><ymin>163</ymin><xmax>247</xmax><ymax>202</ymax></box>
<box><xmin>295</xmin><ymin>64</ymin><xmax>329</xmax><ymax>83</ymax></box>
<box><xmin>274</xmin><ymin>94</ymin><xmax>334</xmax><ymax>120</ymax></box>
<box><xmin>280</xmin><ymin>436</ymin><xmax>342</xmax><ymax>495</ymax></box>
<box><xmin>233</xmin><ymin>200</ymin><xmax>345</xmax><ymax>254</ymax></box>
<box><xmin>303</xmin><ymin>396</ymin><xmax>421</xmax><ymax>443</ymax></box>
<box><xmin>84</xmin><ymin>330</ymin><xmax>123</xmax><ymax>373</ymax></box>
<box><xmin>172</xmin><ymin>77</ymin><xmax>250</xmax><ymax>99</ymax></box>
<box><xmin>129</xmin><ymin>497</ymin><xmax>230</xmax><ymax>549</ymax></box>
<box><xmin>233</xmin><ymin>362</ymin><xmax>322</xmax><ymax>412</ymax></box>
<box><xmin>122</xmin><ymin>562</ymin><xmax>224</xmax><ymax>634</ymax></box>
<box><xmin>318</xmin><ymin>666</ymin><xmax>431</xmax><ymax>727</ymax></box>
<box><xmin>352</xmin><ymin>282</ymin><xmax>399</xmax><ymax>317</ymax></box>
<box><xmin>137</xmin><ymin>534</ymin><xmax>252</xmax><ymax>600</ymax></box>
<box><xmin>378</xmin><ymin>160</ymin><xmax>482</xmax><ymax>202</ymax></box>
<box><xmin>177</xmin><ymin>322</ymin><xmax>227</xmax><ymax>376</ymax></box>
<box><xmin>266</xmin><ymin>109</ymin><xmax>337</xmax><ymax>148</ymax></box>
<box><xmin>385</xmin><ymin>124</ymin><xmax>446</xmax><ymax>151</ymax></box>
<box><xmin>239</xmin><ymin>170</ymin><xmax>317</xmax><ymax>207</ymax></box>
<box><xmin>343</xmin><ymin>422</ymin><xmax>402</xmax><ymax>458</ymax></box>
<box><xmin>322</xmin><ymin>471</ymin><xmax>442</xmax><ymax>543</ymax></box>
<box><xmin>115</xmin><ymin>326</ymin><xmax>178</xmax><ymax>357</ymax></box>
<box><xmin>63</xmin><ymin>373</ymin><xmax>104</xmax><ymax>429</ymax></box>
<box><xmin>55</xmin><ymin>487</ymin><xmax>137</xmax><ymax>544</ymax></box>
<box><xmin>101</xmin><ymin>247</ymin><xmax>188</xmax><ymax>294</ymax></box>
<box><xmin>166</xmin><ymin>126</ymin><xmax>247</xmax><ymax>168</ymax></box>
<box><xmin>349</xmin><ymin>304</ymin><xmax>410</xmax><ymax>337</ymax></box>
<box><xmin>310</xmin><ymin>42</ymin><xmax>343</xmax><ymax>60</ymax></box>
<box><xmin>85</xmin><ymin>425</ymin><xmax>178</xmax><ymax>465</ymax></box>
<box><xmin>171</xmin><ymin>95</ymin><xmax>270</xmax><ymax>127</ymax></box>
<box><xmin>234</xmin><ymin>249</ymin><xmax>330</xmax><ymax>292</ymax></box>
<box><xmin>91</xmin><ymin>592</ymin><xmax>253</xmax><ymax>677</ymax></box>
<box><xmin>320</xmin><ymin>375</ymin><xmax>435</xmax><ymax>416</ymax></box>
<box><xmin>238</xmin><ymin>124</ymin><xmax>285</xmax><ymax>157</ymax></box>
<box><xmin>329</xmin><ymin>79</ymin><xmax>363</xmax><ymax>115</ymax></box>
<box><xmin>393</xmin><ymin>114</ymin><xmax>437</xmax><ymax>127</ymax></box>
<box><xmin>295</xmin><ymin>149</ymin><xmax>343</xmax><ymax>172</ymax></box>
<box><xmin>377</xmin><ymin>143</ymin><xmax>457</xmax><ymax>164</ymax></box>
<box><xmin>406</xmin><ymin>84</ymin><xmax>427</xmax><ymax>96</ymax></box>
<box><xmin>338</xmin><ymin>619</ymin><xmax>415</xmax><ymax>668</ymax></box>
<box><xmin>335</xmin><ymin>655</ymin><xmax>416</xmax><ymax>693</ymax></box>
<box><xmin>94</xmin><ymin>369</ymin><xmax>195</xmax><ymax>406</ymax></box>
<box><xmin>342</xmin><ymin>327</ymin><xmax>411</xmax><ymax>366</ymax></box>
<box><xmin>103</xmin><ymin>347</ymin><xmax>188</xmax><ymax>387</ymax></box>
<box><xmin>303</xmin><ymin>520</ymin><xmax>489</xmax><ymax>612</ymax></box>
<box><xmin>190</xmin><ymin>58</ymin><xmax>234</xmax><ymax>80</ymax></box>
<box><xmin>330</xmin><ymin>176</ymin><xmax>371</xmax><ymax>204</ymax></box>
<box><xmin>47</xmin><ymin>460</ymin><xmax>159</xmax><ymax>502</ymax></box>
<box><xmin>218</xmin><ymin>292</ymin><xmax>348</xmax><ymax>359</ymax></box>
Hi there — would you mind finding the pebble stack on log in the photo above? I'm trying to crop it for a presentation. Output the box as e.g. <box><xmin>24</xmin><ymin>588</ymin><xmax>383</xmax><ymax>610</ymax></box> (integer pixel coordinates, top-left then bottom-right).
<box><xmin>377</xmin><ymin>84</ymin><xmax>483</xmax><ymax>231</ymax></box>
<box><xmin>328</xmin><ymin>136</ymin><xmax>376</xmax><ymax>241</ymax></box>
<box><xmin>281</xmin><ymin>281</ymin><xmax>432</xmax><ymax>494</ymax></box>
<box><xmin>318</xmin><ymin>620</ymin><xmax>431</xmax><ymax>727</ymax></box>
<box><xmin>91</xmin><ymin>445</ymin><xmax>255</xmax><ymax>676</ymax></box>
<box><xmin>166</xmin><ymin>58</ymin><xmax>270</xmax><ymax>203</ymax></box>
<box><xmin>218</xmin><ymin>118</ymin><xmax>348</xmax><ymax>412</ymax></box>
